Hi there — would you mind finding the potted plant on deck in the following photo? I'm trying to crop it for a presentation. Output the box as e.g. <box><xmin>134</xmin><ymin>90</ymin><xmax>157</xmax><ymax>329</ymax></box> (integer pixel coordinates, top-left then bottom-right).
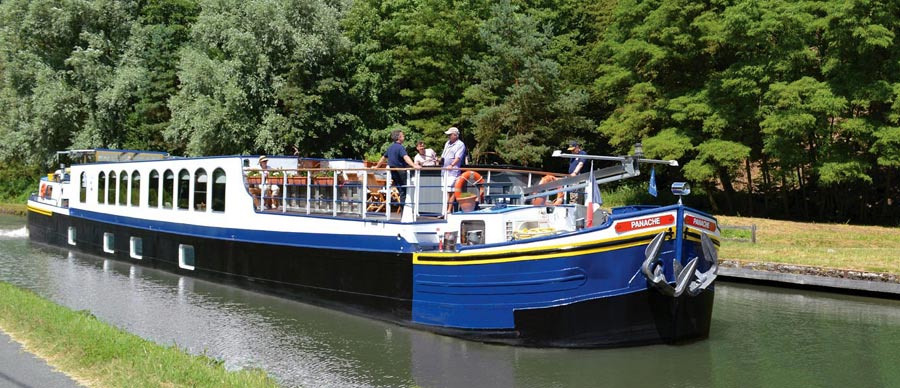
<box><xmin>314</xmin><ymin>171</ymin><xmax>335</xmax><ymax>186</ymax></box>
<box><xmin>246</xmin><ymin>170</ymin><xmax>261</xmax><ymax>185</ymax></box>
<box><xmin>267</xmin><ymin>171</ymin><xmax>284</xmax><ymax>184</ymax></box>
<box><xmin>457</xmin><ymin>191</ymin><xmax>478</xmax><ymax>212</ymax></box>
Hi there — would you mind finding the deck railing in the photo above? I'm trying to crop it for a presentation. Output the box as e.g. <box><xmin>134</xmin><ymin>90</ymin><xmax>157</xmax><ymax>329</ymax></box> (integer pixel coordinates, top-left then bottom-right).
<box><xmin>242</xmin><ymin>166</ymin><xmax>576</xmax><ymax>221</ymax></box>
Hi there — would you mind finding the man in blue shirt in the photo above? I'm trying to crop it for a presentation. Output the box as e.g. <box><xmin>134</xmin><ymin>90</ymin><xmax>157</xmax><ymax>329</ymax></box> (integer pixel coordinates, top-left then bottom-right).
<box><xmin>567</xmin><ymin>141</ymin><xmax>586</xmax><ymax>204</ymax></box>
<box><xmin>375</xmin><ymin>130</ymin><xmax>421</xmax><ymax>208</ymax></box>
<box><xmin>568</xmin><ymin>141</ymin><xmax>586</xmax><ymax>176</ymax></box>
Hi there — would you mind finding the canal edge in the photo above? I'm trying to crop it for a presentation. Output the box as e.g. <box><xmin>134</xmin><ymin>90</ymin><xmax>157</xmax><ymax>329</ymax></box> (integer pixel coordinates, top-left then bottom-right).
<box><xmin>719</xmin><ymin>260</ymin><xmax>900</xmax><ymax>299</ymax></box>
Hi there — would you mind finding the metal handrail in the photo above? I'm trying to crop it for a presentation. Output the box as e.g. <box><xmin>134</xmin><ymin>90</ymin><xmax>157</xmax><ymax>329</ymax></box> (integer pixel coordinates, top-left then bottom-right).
<box><xmin>241</xmin><ymin>165</ymin><xmax>579</xmax><ymax>220</ymax></box>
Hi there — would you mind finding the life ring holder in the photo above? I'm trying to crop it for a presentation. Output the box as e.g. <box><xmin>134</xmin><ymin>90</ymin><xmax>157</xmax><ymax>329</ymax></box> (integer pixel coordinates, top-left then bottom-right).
<box><xmin>453</xmin><ymin>170</ymin><xmax>485</xmax><ymax>202</ymax></box>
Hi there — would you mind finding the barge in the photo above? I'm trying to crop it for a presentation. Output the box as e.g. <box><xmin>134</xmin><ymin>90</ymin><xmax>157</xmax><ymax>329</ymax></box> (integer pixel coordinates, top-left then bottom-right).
<box><xmin>26</xmin><ymin>148</ymin><xmax>718</xmax><ymax>348</ymax></box>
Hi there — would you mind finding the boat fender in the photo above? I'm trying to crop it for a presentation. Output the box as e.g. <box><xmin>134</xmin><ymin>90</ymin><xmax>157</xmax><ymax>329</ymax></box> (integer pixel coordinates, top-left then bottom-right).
<box><xmin>453</xmin><ymin>170</ymin><xmax>485</xmax><ymax>202</ymax></box>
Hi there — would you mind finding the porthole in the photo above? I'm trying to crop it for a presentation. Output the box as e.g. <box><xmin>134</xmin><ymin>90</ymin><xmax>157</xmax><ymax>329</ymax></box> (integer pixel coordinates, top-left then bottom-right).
<box><xmin>178</xmin><ymin>244</ymin><xmax>195</xmax><ymax>270</ymax></box>
<box><xmin>103</xmin><ymin>232</ymin><xmax>115</xmax><ymax>254</ymax></box>
<box><xmin>130</xmin><ymin>237</ymin><xmax>143</xmax><ymax>260</ymax></box>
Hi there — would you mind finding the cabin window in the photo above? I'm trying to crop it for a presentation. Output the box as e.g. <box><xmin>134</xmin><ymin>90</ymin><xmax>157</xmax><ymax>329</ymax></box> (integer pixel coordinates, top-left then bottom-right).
<box><xmin>178</xmin><ymin>244</ymin><xmax>195</xmax><ymax>270</ymax></box>
<box><xmin>79</xmin><ymin>172</ymin><xmax>87</xmax><ymax>203</ymax></box>
<box><xmin>163</xmin><ymin>169</ymin><xmax>174</xmax><ymax>209</ymax></box>
<box><xmin>103</xmin><ymin>232</ymin><xmax>115</xmax><ymax>254</ymax></box>
<box><xmin>461</xmin><ymin>220</ymin><xmax>486</xmax><ymax>245</ymax></box>
<box><xmin>107</xmin><ymin>171</ymin><xmax>117</xmax><ymax>205</ymax></box>
<box><xmin>212</xmin><ymin>168</ymin><xmax>226</xmax><ymax>212</ymax></box>
<box><xmin>177</xmin><ymin>169</ymin><xmax>190</xmax><ymax>210</ymax></box>
<box><xmin>194</xmin><ymin>168</ymin><xmax>208</xmax><ymax>211</ymax></box>
<box><xmin>130</xmin><ymin>171</ymin><xmax>140</xmax><ymax>206</ymax></box>
<box><xmin>130</xmin><ymin>237</ymin><xmax>143</xmax><ymax>260</ymax></box>
<box><xmin>149</xmin><ymin>170</ymin><xmax>160</xmax><ymax>207</ymax></box>
<box><xmin>98</xmin><ymin>172</ymin><xmax>106</xmax><ymax>204</ymax></box>
<box><xmin>68</xmin><ymin>227</ymin><xmax>76</xmax><ymax>246</ymax></box>
<box><xmin>118</xmin><ymin>170</ymin><xmax>128</xmax><ymax>205</ymax></box>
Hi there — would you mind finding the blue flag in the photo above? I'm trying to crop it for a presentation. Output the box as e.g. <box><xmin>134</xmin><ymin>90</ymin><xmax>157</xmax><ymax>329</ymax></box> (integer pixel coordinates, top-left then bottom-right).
<box><xmin>648</xmin><ymin>167</ymin><xmax>658</xmax><ymax>197</ymax></box>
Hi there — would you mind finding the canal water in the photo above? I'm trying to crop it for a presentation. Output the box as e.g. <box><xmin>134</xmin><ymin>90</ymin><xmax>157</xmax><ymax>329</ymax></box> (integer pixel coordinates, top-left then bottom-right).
<box><xmin>1</xmin><ymin>214</ymin><xmax>898</xmax><ymax>387</ymax></box>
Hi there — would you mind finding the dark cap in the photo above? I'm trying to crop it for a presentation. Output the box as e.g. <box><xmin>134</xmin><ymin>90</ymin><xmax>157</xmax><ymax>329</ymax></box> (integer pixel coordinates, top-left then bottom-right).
<box><xmin>566</xmin><ymin>141</ymin><xmax>581</xmax><ymax>151</ymax></box>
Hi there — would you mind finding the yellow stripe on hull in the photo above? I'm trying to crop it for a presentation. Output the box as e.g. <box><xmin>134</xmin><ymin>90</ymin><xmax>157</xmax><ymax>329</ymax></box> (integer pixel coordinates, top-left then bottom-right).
<box><xmin>26</xmin><ymin>205</ymin><xmax>52</xmax><ymax>217</ymax></box>
<box><xmin>414</xmin><ymin>229</ymin><xmax>674</xmax><ymax>266</ymax></box>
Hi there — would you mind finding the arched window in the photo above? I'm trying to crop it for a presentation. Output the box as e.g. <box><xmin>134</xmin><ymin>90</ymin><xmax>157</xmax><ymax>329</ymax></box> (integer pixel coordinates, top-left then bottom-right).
<box><xmin>97</xmin><ymin>172</ymin><xmax>106</xmax><ymax>204</ymax></box>
<box><xmin>79</xmin><ymin>172</ymin><xmax>87</xmax><ymax>203</ymax></box>
<box><xmin>149</xmin><ymin>170</ymin><xmax>159</xmax><ymax>207</ymax></box>
<box><xmin>194</xmin><ymin>168</ymin><xmax>208</xmax><ymax>211</ymax></box>
<box><xmin>130</xmin><ymin>171</ymin><xmax>141</xmax><ymax>206</ymax></box>
<box><xmin>118</xmin><ymin>170</ymin><xmax>128</xmax><ymax>205</ymax></box>
<box><xmin>212</xmin><ymin>168</ymin><xmax>226</xmax><ymax>212</ymax></box>
<box><xmin>177</xmin><ymin>169</ymin><xmax>190</xmax><ymax>210</ymax></box>
<box><xmin>107</xmin><ymin>171</ymin><xmax>117</xmax><ymax>205</ymax></box>
<box><xmin>163</xmin><ymin>169</ymin><xmax>174</xmax><ymax>209</ymax></box>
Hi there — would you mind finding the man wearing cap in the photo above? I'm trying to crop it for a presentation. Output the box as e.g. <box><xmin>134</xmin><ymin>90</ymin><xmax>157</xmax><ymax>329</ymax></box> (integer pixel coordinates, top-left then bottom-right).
<box><xmin>257</xmin><ymin>155</ymin><xmax>280</xmax><ymax>210</ymax></box>
<box><xmin>374</xmin><ymin>130</ymin><xmax>421</xmax><ymax>209</ymax></box>
<box><xmin>564</xmin><ymin>141</ymin><xmax>587</xmax><ymax>204</ymax></box>
<box><xmin>440</xmin><ymin>126</ymin><xmax>466</xmax><ymax>215</ymax></box>
<box><xmin>568</xmin><ymin>141</ymin><xmax>586</xmax><ymax>176</ymax></box>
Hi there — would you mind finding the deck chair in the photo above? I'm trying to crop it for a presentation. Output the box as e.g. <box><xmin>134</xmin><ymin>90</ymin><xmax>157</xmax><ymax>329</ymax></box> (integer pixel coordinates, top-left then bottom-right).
<box><xmin>366</xmin><ymin>173</ymin><xmax>387</xmax><ymax>212</ymax></box>
<box><xmin>365</xmin><ymin>173</ymin><xmax>402</xmax><ymax>214</ymax></box>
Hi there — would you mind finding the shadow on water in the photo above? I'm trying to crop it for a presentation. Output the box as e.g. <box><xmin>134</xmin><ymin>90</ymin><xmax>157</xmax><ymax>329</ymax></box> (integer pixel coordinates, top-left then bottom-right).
<box><xmin>1</xmin><ymin>214</ymin><xmax>899</xmax><ymax>387</ymax></box>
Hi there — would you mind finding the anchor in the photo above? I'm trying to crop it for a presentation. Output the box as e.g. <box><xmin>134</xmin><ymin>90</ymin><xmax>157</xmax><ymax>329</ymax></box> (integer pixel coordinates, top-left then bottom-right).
<box><xmin>688</xmin><ymin>232</ymin><xmax>718</xmax><ymax>296</ymax></box>
<box><xmin>641</xmin><ymin>231</ymin><xmax>717</xmax><ymax>297</ymax></box>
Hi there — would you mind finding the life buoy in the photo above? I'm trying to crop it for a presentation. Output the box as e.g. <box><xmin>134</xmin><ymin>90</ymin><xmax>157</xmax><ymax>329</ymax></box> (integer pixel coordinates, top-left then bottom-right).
<box><xmin>39</xmin><ymin>183</ymin><xmax>47</xmax><ymax>198</ymax></box>
<box><xmin>454</xmin><ymin>170</ymin><xmax>485</xmax><ymax>201</ymax></box>
<box><xmin>533</xmin><ymin>174</ymin><xmax>563</xmax><ymax>206</ymax></box>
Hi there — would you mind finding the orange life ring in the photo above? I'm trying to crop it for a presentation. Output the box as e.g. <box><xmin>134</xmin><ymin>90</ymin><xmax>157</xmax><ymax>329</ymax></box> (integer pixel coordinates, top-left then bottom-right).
<box><xmin>534</xmin><ymin>174</ymin><xmax>563</xmax><ymax>206</ymax></box>
<box><xmin>454</xmin><ymin>170</ymin><xmax>485</xmax><ymax>201</ymax></box>
<box><xmin>39</xmin><ymin>183</ymin><xmax>47</xmax><ymax>198</ymax></box>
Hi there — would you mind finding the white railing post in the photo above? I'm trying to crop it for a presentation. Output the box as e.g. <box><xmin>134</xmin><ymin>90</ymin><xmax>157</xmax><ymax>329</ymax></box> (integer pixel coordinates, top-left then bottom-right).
<box><xmin>361</xmin><ymin>171</ymin><xmax>368</xmax><ymax>220</ymax></box>
<box><xmin>385</xmin><ymin>168</ymin><xmax>392</xmax><ymax>219</ymax></box>
<box><xmin>332</xmin><ymin>170</ymin><xmax>338</xmax><ymax>217</ymax></box>
<box><xmin>305</xmin><ymin>170</ymin><xmax>311</xmax><ymax>215</ymax></box>
<box><xmin>413</xmin><ymin>169</ymin><xmax>420</xmax><ymax>218</ymax></box>
<box><xmin>282</xmin><ymin>173</ymin><xmax>287</xmax><ymax>213</ymax></box>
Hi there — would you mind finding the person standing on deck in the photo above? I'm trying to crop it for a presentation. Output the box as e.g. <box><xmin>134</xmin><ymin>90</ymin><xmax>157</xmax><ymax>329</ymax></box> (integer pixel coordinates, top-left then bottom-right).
<box><xmin>375</xmin><ymin>130</ymin><xmax>421</xmax><ymax>208</ymax></box>
<box><xmin>414</xmin><ymin>140</ymin><xmax>439</xmax><ymax>167</ymax></box>
<box><xmin>567</xmin><ymin>141</ymin><xmax>586</xmax><ymax>204</ymax></box>
<box><xmin>440</xmin><ymin>127</ymin><xmax>466</xmax><ymax>215</ymax></box>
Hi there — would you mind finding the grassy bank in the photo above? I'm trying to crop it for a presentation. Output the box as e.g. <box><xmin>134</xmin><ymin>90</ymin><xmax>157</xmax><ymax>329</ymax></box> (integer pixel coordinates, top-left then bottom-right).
<box><xmin>717</xmin><ymin>216</ymin><xmax>900</xmax><ymax>275</ymax></box>
<box><xmin>0</xmin><ymin>202</ymin><xmax>25</xmax><ymax>216</ymax></box>
<box><xmin>0</xmin><ymin>281</ymin><xmax>279</xmax><ymax>388</ymax></box>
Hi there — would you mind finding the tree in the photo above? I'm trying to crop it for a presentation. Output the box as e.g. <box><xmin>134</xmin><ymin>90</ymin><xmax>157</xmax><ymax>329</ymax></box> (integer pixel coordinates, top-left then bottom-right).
<box><xmin>463</xmin><ymin>0</ymin><xmax>592</xmax><ymax>166</ymax></box>
<box><xmin>166</xmin><ymin>0</ymin><xmax>349</xmax><ymax>157</ymax></box>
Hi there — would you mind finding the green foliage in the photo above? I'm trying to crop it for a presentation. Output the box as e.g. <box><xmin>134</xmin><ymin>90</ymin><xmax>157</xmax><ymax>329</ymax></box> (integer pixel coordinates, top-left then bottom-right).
<box><xmin>683</xmin><ymin>139</ymin><xmax>750</xmax><ymax>184</ymax></box>
<box><xmin>0</xmin><ymin>281</ymin><xmax>278</xmax><ymax>387</ymax></box>
<box><xmin>463</xmin><ymin>0</ymin><xmax>593</xmax><ymax>166</ymax></box>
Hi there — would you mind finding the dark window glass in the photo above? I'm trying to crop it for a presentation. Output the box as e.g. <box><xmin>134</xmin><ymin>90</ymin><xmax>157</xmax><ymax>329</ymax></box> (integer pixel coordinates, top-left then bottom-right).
<box><xmin>107</xmin><ymin>171</ymin><xmax>116</xmax><ymax>204</ymax></box>
<box><xmin>119</xmin><ymin>170</ymin><xmax>127</xmax><ymax>205</ymax></box>
<box><xmin>177</xmin><ymin>169</ymin><xmax>190</xmax><ymax>210</ymax></box>
<box><xmin>97</xmin><ymin>172</ymin><xmax>106</xmax><ymax>204</ymax></box>
<box><xmin>194</xmin><ymin>168</ymin><xmax>208</xmax><ymax>211</ymax></box>
<box><xmin>149</xmin><ymin>170</ymin><xmax>159</xmax><ymax>207</ymax></box>
<box><xmin>212</xmin><ymin>168</ymin><xmax>226</xmax><ymax>212</ymax></box>
<box><xmin>131</xmin><ymin>171</ymin><xmax>140</xmax><ymax>206</ymax></box>
<box><xmin>163</xmin><ymin>170</ymin><xmax>174</xmax><ymax>209</ymax></box>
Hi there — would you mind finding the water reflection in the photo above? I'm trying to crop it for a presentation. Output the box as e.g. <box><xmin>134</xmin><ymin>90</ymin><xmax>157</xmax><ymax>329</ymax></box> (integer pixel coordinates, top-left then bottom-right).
<box><xmin>1</xmin><ymin>216</ymin><xmax>899</xmax><ymax>387</ymax></box>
